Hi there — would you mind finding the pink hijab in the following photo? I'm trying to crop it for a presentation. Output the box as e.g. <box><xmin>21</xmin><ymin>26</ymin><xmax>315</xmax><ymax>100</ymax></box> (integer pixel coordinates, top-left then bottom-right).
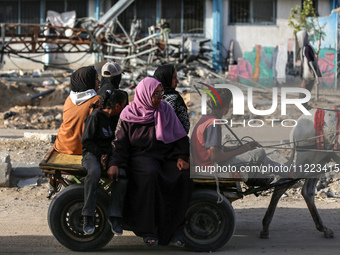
<box><xmin>120</xmin><ymin>77</ymin><xmax>187</xmax><ymax>144</ymax></box>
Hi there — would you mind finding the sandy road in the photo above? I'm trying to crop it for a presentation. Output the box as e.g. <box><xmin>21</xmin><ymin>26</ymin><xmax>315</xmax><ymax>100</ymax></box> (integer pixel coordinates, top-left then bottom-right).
<box><xmin>1</xmin><ymin>126</ymin><xmax>340</xmax><ymax>254</ymax></box>
<box><xmin>1</xmin><ymin>183</ymin><xmax>340</xmax><ymax>255</ymax></box>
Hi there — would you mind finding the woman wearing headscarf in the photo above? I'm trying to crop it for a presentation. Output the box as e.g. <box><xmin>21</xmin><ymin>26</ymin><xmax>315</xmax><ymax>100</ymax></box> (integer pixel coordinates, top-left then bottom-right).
<box><xmin>153</xmin><ymin>64</ymin><xmax>190</xmax><ymax>133</ymax></box>
<box><xmin>107</xmin><ymin>77</ymin><xmax>193</xmax><ymax>247</ymax></box>
<box><xmin>54</xmin><ymin>66</ymin><xmax>101</xmax><ymax>155</ymax></box>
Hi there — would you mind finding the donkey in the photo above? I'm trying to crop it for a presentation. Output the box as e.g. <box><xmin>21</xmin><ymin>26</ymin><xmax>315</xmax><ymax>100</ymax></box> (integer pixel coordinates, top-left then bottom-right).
<box><xmin>260</xmin><ymin>108</ymin><xmax>340</xmax><ymax>239</ymax></box>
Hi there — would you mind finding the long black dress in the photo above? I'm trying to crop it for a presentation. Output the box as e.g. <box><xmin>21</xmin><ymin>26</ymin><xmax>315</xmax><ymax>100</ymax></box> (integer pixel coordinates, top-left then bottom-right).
<box><xmin>108</xmin><ymin>119</ymin><xmax>193</xmax><ymax>245</ymax></box>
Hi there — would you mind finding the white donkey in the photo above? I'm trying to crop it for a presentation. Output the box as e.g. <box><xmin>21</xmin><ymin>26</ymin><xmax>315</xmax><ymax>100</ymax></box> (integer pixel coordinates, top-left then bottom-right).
<box><xmin>260</xmin><ymin>108</ymin><xmax>340</xmax><ymax>239</ymax></box>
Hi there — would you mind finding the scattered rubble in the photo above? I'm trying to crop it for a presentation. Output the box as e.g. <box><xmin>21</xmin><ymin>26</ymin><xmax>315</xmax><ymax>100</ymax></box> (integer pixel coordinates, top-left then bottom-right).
<box><xmin>0</xmin><ymin>138</ymin><xmax>52</xmax><ymax>163</ymax></box>
<box><xmin>0</xmin><ymin>153</ymin><xmax>11</xmax><ymax>187</ymax></box>
<box><xmin>0</xmin><ymin>61</ymin><xmax>224</xmax><ymax>130</ymax></box>
<box><xmin>1</xmin><ymin>61</ymin><xmax>340</xmax><ymax>194</ymax></box>
<box><xmin>17</xmin><ymin>177</ymin><xmax>42</xmax><ymax>188</ymax></box>
<box><xmin>1</xmin><ymin>105</ymin><xmax>63</xmax><ymax>129</ymax></box>
<box><xmin>1</xmin><ymin>63</ymin><xmax>340</xmax><ymax>131</ymax></box>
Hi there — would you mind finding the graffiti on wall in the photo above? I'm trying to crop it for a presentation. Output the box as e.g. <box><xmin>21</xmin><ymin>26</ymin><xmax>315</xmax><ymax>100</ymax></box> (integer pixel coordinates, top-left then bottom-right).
<box><xmin>227</xmin><ymin>12</ymin><xmax>337</xmax><ymax>88</ymax></box>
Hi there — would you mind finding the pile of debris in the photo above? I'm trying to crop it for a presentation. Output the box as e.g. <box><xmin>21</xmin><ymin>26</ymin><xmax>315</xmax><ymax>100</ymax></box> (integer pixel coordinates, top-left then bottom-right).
<box><xmin>254</xmin><ymin>174</ymin><xmax>340</xmax><ymax>200</ymax></box>
<box><xmin>0</xmin><ymin>60</ymin><xmax>229</xmax><ymax>129</ymax></box>
<box><xmin>1</xmin><ymin>105</ymin><xmax>63</xmax><ymax>129</ymax></box>
<box><xmin>3</xmin><ymin>58</ymin><xmax>338</xmax><ymax>131</ymax></box>
<box><xmin>0</xmin><ymin>72</ymin><xmax>69</xmax><ymax>129</ymax></box>
<box><xmin>283</xmin><ymin>175</ymin><xmax>340</xmax><ymax>200</ymax></box>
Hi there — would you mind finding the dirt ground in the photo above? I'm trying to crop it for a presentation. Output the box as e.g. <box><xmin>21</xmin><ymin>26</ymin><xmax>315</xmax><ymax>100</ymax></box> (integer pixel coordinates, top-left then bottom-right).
<box><xmin>1</xmin><ymin>80</ymin><xmax>340</xmax><ymax>253</ymax></box>
<box><xmin>0</xmin><ymin>133</ymin><xmax>340</xmax><ymax>254</ymax></box>
<box><xmin>1</xmin><ymin>166</ymin><xmax>340</xmax><ymax>254</ymax></box>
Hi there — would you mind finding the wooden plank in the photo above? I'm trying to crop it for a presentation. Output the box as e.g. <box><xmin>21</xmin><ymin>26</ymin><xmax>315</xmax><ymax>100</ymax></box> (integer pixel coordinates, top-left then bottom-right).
<box><xmin>39</xmin><ymin>148</ymin><xmax>85</xmax><ymax>171</ymax></box>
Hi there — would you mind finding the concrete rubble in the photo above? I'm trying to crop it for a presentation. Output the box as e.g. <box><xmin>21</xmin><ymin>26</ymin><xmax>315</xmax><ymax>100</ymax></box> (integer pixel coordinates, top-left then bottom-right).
<box><xmin>17</xmin><ymin>177</ymin><xmax>42</xmax><ymax>188</ymax></box>
<box><xmin>0</xmin><ymin>154</ymin><xmax>46</xmax><ymax>188</ymax></box>
<box><xmin>0</xmin><ymin>129</ymin><xmax>56</xmax><ymax>187</ymax></box>
<box><xmin>23</xmin><ymin>132</ymin><xmax>56</xmax><ymax>143</ymax></box>
<box><xmin>0</xmin><ymin>153</ymin><xmax>12</xmax><ymax>187</ymax></box>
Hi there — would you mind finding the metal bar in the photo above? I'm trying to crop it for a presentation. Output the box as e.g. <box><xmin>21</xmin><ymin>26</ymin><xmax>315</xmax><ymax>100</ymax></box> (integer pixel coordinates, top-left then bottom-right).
<box><xmin>103</xmin><ymin>33</ymin><xmax>158</xmax><ymax>49</ymax></box>
<box><xmin>0</xmin><ymin>24</ymin><xmax>4</xmax><ymax>68</ymax></box>
<box><xmin>111</xmin><ymin>48</ymin><xmax>129</xmax><ymax>53</ymax></box>
<box><xmin>104</xmin><ymin>46</ymin><xmax>158</xmax><ymax>60</ymax></box>
<box><xmin>103</xmin><ymin>55</ymin><xmax>125</xmax><ymax>60</ymax></box>
<box><xmin>116</xmin><ymin>19</ymin><xmax>134</xmax><ymax>47</ymax></box>
<box><xmin>0</xmin><ymin>24</ymin><xmax>5</xmax><ymax>52</ymax></box>
<box><xmin>94</xmin><ymin>0</ymin><xmax>135</xmax><ymax>38</ymax></box>
<box><xmin>0</xmin><ymin>24</ymin><xmax>94</xmax><ymax>54</ymax></box>
<box><xmin>98</xmin><ymin>0</ymin><xmax>134</xmax><ymax>25</ymax></box>
<box><xmin>134</xmin><ymin>33</ymin><xmax>159</xmax><ymax>44</ymax></box>
<box><xmin>31</xmin><ymin>88</ymin><xmax>56</xmax><ymax>99</ymax></box>
<box><xmin>135</xmin><ymin>41</ymin><xmax>153</xmax><ymax>51</ymax></box>
<box><xmin>103</xmin><ymin>42</ymin><xmax>131</xmax><ymax>48</ymax></box>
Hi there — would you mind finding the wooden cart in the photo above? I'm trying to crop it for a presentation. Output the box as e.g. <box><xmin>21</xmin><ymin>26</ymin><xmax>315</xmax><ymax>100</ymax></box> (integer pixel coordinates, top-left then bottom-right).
<box><xmin>39</xmin><ymin>147</ymin><xmax>298</xmax><ymax>252</ymax></box>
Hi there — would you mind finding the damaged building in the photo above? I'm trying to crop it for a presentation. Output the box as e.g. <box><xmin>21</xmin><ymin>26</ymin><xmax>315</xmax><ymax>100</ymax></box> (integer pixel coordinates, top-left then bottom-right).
<box><xmin>0</xmin><ymin>0</ymin><xmax>340</xmax><ymax>89</ymax></box>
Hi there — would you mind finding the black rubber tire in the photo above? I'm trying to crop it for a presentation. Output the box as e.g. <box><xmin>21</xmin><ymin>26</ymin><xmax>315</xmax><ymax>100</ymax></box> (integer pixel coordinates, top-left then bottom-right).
<box><xmin>184</xmin><ymin>189</ymin><xmax>236</xmax><ymax>252</ymax></box>
<box><xmin>48</xmin><ymin>184</ymin><xmax>114</xmax><ymax>251</ymax></box>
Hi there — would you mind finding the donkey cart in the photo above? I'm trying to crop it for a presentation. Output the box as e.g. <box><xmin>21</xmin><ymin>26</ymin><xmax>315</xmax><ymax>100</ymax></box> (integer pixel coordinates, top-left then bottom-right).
<box><xmin>39</xmin><ymin>147</ymin><xmax>300</xmax><ymax>252</ymax></box>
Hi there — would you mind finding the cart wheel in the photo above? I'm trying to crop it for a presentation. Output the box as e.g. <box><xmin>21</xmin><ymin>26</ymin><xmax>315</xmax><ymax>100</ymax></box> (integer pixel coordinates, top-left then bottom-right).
<box><xmin>48</xmin><ymin>184</ymin><xmax>114</xmax><ymax>251</ymax></box>
<box><xmin>184</xmin><ymin>189</ymin><xmax>236</xmax><ymax>252</ymax></box>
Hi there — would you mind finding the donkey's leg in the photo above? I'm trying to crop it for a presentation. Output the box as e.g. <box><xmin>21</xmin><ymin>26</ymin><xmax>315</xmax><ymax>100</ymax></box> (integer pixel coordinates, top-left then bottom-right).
<box><xmin>302</xmin><ymin>178</ymin><xmax>334</xmax><ymax>238</ymax></box>
<box><xmin>260</xmin><ymin>182</ymin><xmax>292</xmax><ymax>239</ymax></box>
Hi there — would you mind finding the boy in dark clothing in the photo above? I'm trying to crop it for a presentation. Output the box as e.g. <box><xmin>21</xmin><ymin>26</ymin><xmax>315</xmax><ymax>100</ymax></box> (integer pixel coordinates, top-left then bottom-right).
<box><xmin>81</xmin><ymin>89</ymin><xmax>128</xmax><ymax>236</ymax></box>
<box><xmin>97</xmin><ymin>62</ymin><xmax>124</xmax><ymax>97</ymax></box>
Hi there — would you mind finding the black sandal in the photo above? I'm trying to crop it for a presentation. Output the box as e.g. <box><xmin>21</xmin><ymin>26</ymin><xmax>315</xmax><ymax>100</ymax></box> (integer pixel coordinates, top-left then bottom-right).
<box><xmin>143</xmin><ymin>236</ymin><xmax>159</xmax><ymax>246</ymax></box>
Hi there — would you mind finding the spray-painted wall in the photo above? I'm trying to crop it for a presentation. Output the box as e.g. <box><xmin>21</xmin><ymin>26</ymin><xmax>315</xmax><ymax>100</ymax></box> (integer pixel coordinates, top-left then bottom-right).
<box><xmin>227</xmin><ymin>11</ymin><xmax>337</xmax><ymax>89</ymax></box>
<box><xmin>219</xmin><ymin>0</ymin><xmax>331</xmax><ymax>63</ymax></box>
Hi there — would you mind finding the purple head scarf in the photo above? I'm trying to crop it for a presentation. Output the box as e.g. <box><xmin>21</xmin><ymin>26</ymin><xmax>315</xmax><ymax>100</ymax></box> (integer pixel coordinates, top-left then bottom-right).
<box><xmin>120</xmin><ymin>77</ymin><xmax>187</xmax><ymax>144</ymax></box>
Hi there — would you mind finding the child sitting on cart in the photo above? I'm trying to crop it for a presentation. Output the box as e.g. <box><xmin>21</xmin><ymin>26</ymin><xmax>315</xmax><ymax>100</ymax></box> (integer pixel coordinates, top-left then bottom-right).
<box><xmin>81</xmin><ymin>89</ymin><xmax>128</xmax><ymax>235</ymax></box>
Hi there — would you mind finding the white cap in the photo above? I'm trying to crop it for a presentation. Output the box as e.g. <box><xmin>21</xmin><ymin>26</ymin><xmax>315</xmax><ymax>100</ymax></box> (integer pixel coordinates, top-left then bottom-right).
<box><xmin>101</xmin><ymin>62</ymin><xmax>124</xmax><ymax>77</ymax></box>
